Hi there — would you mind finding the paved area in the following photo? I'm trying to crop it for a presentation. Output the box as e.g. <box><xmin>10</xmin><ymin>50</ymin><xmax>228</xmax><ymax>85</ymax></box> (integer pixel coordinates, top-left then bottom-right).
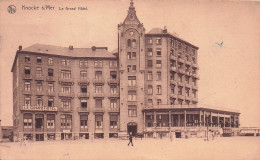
<box><xmin>0</xmin><ymin>137</ymin><xmax>259</xmax><ymax>160</ymax></box>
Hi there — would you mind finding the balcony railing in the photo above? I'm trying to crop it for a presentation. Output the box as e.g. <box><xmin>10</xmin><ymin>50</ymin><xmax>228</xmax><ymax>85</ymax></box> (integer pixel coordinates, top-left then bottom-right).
<box><xmin>169</xmin><ymin>93</ymin><xmax>177</xmax><ymax>98</ymax></box>
<box><xmin>170</xmin><ymin>79</ymin><xmax>177</xmax><ymax>85</ymax></box>
<box><xmin>20</xmin><ymin>106</ymin><xmax>58</xmax><ymax>112</ymax></box>
<box><xmin>107</xmin><ymin>78</ymin><xmax>119</xmax><ymax>85</ymax></box>
<box><xmin>59</xmin><ymin>107</ymin><xmax>73</xmax><ymax>112</ymax></box>
<box><xmin>59</xmin><ymin>77</ymin><xmax>73</xmax><ymax>83</ymax></box>
<box><xmin>178</xmin><ymin>81</ymin><xmax>185</xmax><ymax>86</ymax></box>
<box><xmin>93</xmin><ymin>78</ymin><xmax>105</xmax><ymax>84</ymax></box>
<box><xmin>192</xmin><ymin>85</ymin><xmax>198</xmax><ymax>90</ymax></box>
<box><xmin>192</xmin><ymin>63</ymin><xmax>199</xmax><ymax>69</ymax></box>
<box><xmin>22</xmin><ymin>90</ymin><xmax>32</xmax><ymax>95</ymax></box>
<box><xmin>185</xmin><ymin>96</ymin><xmax>192</xmax><ymax>101</ymax></box>
<box><xmin>107</xmin><ymin>107</ymin><xmax>120</xmax><ymax>113</ymax></box>
<box><xmin>35</xmin><ymin>90</ymin><xmax>44</xmax><ymax>96</ymax></box>
<box><xmin>178</xmin><ymin>58</ymin><xmax>184</xmax><ymax>64</ymax></box>
<box><xmin>46</xmin><ymin>76</ymin><xmax>55</xmax><ymax>82</ymax></box>
<box><xmin>35</xmin><ymin>75</ymin><xmax>44</xmax><ymax>81</ymax></box>
<box><xmin>170</xmin><ymin>55</ymin><xmax>177</xmax><ymax>60</ymax></box>
<box><xmin>93</xmin><ymin>92</ymin><xmax>105</xmax><ymax>98</ymax></box>
<box><xmin>192</xmin><ymin>97</ymin><xmax>198</xmax><ymax>102</ymax></box>
<box><xmin>77</xmin><ymin>107</ymin><xmax>91</xmax><ymax>113</ymax></box>
<box><xmin>78</xmin><ymin>78</ymin><xmax>90</xmax><ymax>85</ymax></box>
<box><xmin>185</xmin><ymin>61</ymin><xmax>191</xmax><ymax>66</ymax></box>
<box><xmin>58</xmin><ymin>92</ymin><xmax>74</xmax><ymax>98</ymax></box>
<box><xmin>185</xmin><ymin>83</ymin><xmax>192</xmax><ymax>88</ymax></box>
<box><xmin>179</xmin><ymin>69</ymin><xmax>185</xmax><ymax>74</ymax></box>
<box><xmin>46</xmin><ymin>91</ymin><xmax>55</xmax><ymax>97</ymax></box>
<box><xmin>178</xmin><ymin>95</ymin><xmax>185</xmax><ymax>99</ymax></box>
<box><xmin>23</xmin><ymin>74</ymin><xmax>32</xmax><ymax>80</ymax></box>
<box><xmin>170</xmin><ymin>66</ymin><xmax>177</xmax><ymax>72</ymax></box>
<box><xmin>77</xmin><ymin>92</ymin><xmax>90</xmax><ymax>98</ymax></box>
<box><xmin>108</xmin><ymin>93</ymin><xmax>119</xmax><ymax>98</ymax></box>
<box><xmin>192</xmin><ymin>74</ymin><xmax>200</xmax><ymax>79</ymax></box>
<box><xmin>92</xmin><ymin>107</ymin><xmax>105</xmax><ymax>113</ymax></box>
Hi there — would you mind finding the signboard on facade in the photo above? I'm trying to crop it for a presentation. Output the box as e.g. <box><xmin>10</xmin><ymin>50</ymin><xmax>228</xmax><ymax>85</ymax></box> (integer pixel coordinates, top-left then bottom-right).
<box><xmin>20</xmin><ymin>106</ymin><xmax>58</xmax><ymax>111</ymax></box>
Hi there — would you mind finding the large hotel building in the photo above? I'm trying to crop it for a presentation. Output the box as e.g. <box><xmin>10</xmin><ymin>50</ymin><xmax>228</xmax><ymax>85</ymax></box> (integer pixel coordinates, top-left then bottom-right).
<box><xmin>11</xmin><ymin>1</ymin><xmax>240</xmax><ymax>141</ymax></box>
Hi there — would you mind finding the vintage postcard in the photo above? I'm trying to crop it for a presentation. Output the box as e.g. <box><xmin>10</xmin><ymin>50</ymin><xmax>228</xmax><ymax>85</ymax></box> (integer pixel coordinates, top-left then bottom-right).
<box><xmin>0</xmin><ymin>0</ymin><xmax>259</xmax><ymax>159</ymax></box>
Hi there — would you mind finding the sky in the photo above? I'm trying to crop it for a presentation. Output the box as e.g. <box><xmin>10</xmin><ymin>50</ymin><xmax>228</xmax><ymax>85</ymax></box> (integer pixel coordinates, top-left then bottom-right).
<box><xmin>0</xmin><ymin>0</ymin><xmax>259</xmax><ymax>127</ymax></box>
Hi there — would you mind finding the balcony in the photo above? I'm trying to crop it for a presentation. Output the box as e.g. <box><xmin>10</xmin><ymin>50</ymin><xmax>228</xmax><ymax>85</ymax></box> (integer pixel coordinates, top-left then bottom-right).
<box><xmin>107</xmin><ymin>107</ymin><xmax>120</xmax><ymax>113</ymax></box>
<box><xmin>178</xmin><ymin>58</ymin><xmax>184</xmax><ymax>64</ymax></box>
<box><xmin>77</xmin><ymin>92</ymin><xmax>90</xmax><ymax>98</ymax></box>
<box><xmin>185</xmin><ymin>96</ymin><xmax>192</xmax><ymax>101</ymax></box>
<box><xmin>169</xmin><ymin>93</ymin><xmax>177</xmax><ymax>98</ymax></box>
<box><xmin>108</xmin><ymin>93</ymin><xmax>119</xmax><ymax>98</ymax></box>
<box><xmin>192</xmin><ymin>85</ymin><xmax>198</xmax><ymax>90</ymax></box>
<box><xmin>170</xmin><ymin>79</ymin><xmax>177</xmax><ymax>85</ymax></box>
<box><xmin>107</xmin><ymin>78</ymin><xmax>119</xmax><ymax>85</ymax></box>
<box><xmin>93</xmin><ymin>78</ymin><xmax>105</xmax><ymax>84</ymax></box>
<box><xmin>59</xmin><ymin>107</ymin><xmax>73</xmax><ymax>112</ymax></box>
<box><xmin>22</xmin><ymin>90</ymin><xmax>32</xmax><ymax>95</ymax></box>
<box><xmin>178</xmin><ymin>81</ymin><xmax>185</xmax><ymax>86</ymax></box>
<box><xmin>35</xmin><ymin>75</ymin><xmax>44</xmax><ymax>81</ymax></box>
<box><xmin>92</xmin><ymin>107</ymin><xmax>105</xmax><ymax>113</ymax></box>
<box><xmin>185</xmin><ymin>83</ymin><xmax>192</xmax><ymax>88</ymax></box>
<box><xmin>178</xmin><ymin>95</ymin><xmax>185</xmax><ymax>99</ymax></box>
<box><xmin>46</xmin><ymin>91</ymin><xmax>55</xmax><ymax>97</ymax></box>
<box><xmin>185</xmin><ymin>71</ymin><xmax>191</xmax><ymax>76</ymax></box>
<box><xmin>58</xmin><ymin>92</ymin><xmax>74</xmax><ymax>98</ymax></box>
<box><xmin>192</xmin><ymin>97</ymin><xmax>198</xmax><ymax>102</ymax></box>
<box><xmin>35</xmin><ymin>128</ymin><xmax>44</xmax><ymax>132</ymax></box>
<box><xmin>170</xmin><ymin>66</ymin><xmax>177</xmax><ymax>72</ymax></box>
<box><xmin>93</xmin><ymin>92</ymin><xmax>105</xmax><ymax>98</ymax></box>
<box><xmin>20</xmin><ymin>105</ymin><xmax>58</xmax><ymax>112</ymax></box>
<box><xmin>155</xmin><ymin>127</ymin><xmax>170</xmax><ymax>132</ymax></box>
<box><xmin>77</xmin><ymin>107</ymin><xmax>91</xmax><ymax>113</ymax></box>
<box><xmin>46</xmin><ymin>76</ymin><xmax>55</xmax><ymax>82</ymax></box>
<box><xmin>78</xmin><ymin>78</ymin><xmax>90</xmax><ymax>85</ymax></box>
<box><xmin>80</xmin><ymin>128</ymin><xmax>88</xmax><ymax>132</ymax></box>
<box><xmin>192</xmin><ymin>63</ymin><xmax>199</xmax><ymax>69</ymax></box>
<box><xmin>170</xmin><ymin>55</ymin><xmax>177</xmax><ymax>60</ymax></box>
<box><xmin>193</xmin><ymin>74</ymin><xmax>200</xmax><ymax>79</ymax></box>
<box><xmin>59</xmin><ymin>77</ymin><xmax>73</xmax><ymax>84</ymax></box>
<box><xmin>185</xmin><ymin>61</ymin><xmax>191</xmax><ymax>66</ymax></box>
<box><xmin>23</xmin><ymin>74</ymin><xmax>32</xmax><ymax>80</ymax></box>
<box><xmin>179</xmin><ymin>69</ymin><xmax>185</xmax><ymax>74</ymax></box>
<box><xmin>35</xmin><ymin>90</ymin><xmax>44</xmax><ymax>96</ymax></box>
<box><xmin>144</xmin><ymin>127</ymin><xmax>154</xmax><ymax>132</ymax></box>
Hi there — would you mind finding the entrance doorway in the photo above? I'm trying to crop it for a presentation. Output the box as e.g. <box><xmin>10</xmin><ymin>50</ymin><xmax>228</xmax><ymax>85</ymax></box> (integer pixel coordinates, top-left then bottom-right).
<box><xmin>36</xmin><ymin>134</ymin><xmax>44</xmax><ymax>141</ymax></box>
<box><xmin>175</xmin><ymin>131</ymin><xmax>182</xmax><ymax>138</ymax></box>
<box><xmin>35</xmin><ymin>114</ymin><xmax>44</xmax><ymax>131</ymax></box>
<box><xmin>127</xmin><ymin>122</ymin><xmax>137</xmax><ymax>136</ymax></box>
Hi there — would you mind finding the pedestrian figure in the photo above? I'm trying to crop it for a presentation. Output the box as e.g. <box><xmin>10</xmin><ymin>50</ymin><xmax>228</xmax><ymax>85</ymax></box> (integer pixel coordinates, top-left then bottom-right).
<box><xmin>128</xmin><ymin>132</ymin><xmax>133</xmax><ymax>146</ymax></box>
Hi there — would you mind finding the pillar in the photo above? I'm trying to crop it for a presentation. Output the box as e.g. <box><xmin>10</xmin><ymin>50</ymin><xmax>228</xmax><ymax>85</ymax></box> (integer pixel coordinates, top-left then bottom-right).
<box><xmin>32</xmin><ymin>113</ymin><xmax>36</xmax><ymax>141</ymax></box>
<box><xmin>217</xmin><ymin>113</ymin><xmax>220</xmax><ymax>128</ymax></box>
<box><xmin>229</xmin><ymin>114</ymin><xmax>232</xmax><ymax>127</ymax></box>
<box><xmin>199</xmin><ymin>111</ymin><xmax>201</xmax><ymax>127</ymax></box>
<box><xmin>210</xmin><ymin>112</ymin><xmax>213</xmax><ymax>127</ymax></box>
<box><xmin>143</xmin><ymin>112</ymin><xmax>146</xmax><ymax>130</ymax></box>
<box><xmin>178</xmin><ymin>114</ymin><xmax>180</xmax><ymax>127</ymax></box>
<box><xmin>169</xmin><ymin>111</ymin><xmax>172</xmax><ymax>130</ymax></box>
<box><xmin>223</xmin><ymin>113</ymin><xmax>225</xmax><ymax>128</ymax></box>
<box><xmin>0</xmin><ymin>120</ymin><xmax>3</xmax><ymax>142</ymax></box>
<box><xmin>44</xmin><ymin>114</ymin><xmax>47</xmax><ymax>141</ymax></box>
<box><xmin>184</xmin><ymin>110</ymin><xmax>186</xmax><ymax>129</ymax></box>
<box><xmin>203</xmin><ymin>111</ymin><xmax>206</xmax><ymax>127</ymax></box>
<box><xmin>153</xmin><ymin>111</ymin><xmax>157</xmax><ymax>138</ymax></box>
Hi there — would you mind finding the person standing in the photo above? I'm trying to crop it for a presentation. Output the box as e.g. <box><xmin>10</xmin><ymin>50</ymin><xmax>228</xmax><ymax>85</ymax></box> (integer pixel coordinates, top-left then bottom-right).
<box><xmin>128</xmin><ymin>132</ymin><xmax>133</xmax><ymax>146</ymax></box>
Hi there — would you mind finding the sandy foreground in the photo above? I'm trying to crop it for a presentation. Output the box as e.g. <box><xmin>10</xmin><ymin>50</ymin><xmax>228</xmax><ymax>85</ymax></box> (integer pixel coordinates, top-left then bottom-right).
<box><xmin>0</xmin><ymin>137</ymin><xmax>259</xmax><ymax>160</ymax></box>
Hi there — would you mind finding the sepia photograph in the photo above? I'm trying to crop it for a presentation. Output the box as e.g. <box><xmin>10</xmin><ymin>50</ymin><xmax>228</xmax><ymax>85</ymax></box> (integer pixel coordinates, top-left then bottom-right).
<box><xmin>0</xmin><ymin>0</ymin><xmax>259</xmax><ymax>159</ymax></box>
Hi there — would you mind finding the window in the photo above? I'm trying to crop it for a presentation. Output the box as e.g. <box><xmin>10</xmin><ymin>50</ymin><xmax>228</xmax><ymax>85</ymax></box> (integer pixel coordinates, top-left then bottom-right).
<box><xmin>170</xmin><ymin>60</ymin><xmax>176</xmax><ymax>67</ymax></box>
<box><xmin>110</xmin><ymin>85</ymin><xmax>117</xmax><ymax>94</ymax></box>
<box><xmin>156</xmin><ymin>38</ymin><xmax>162</xmax><ymax>45</ymax></box>
<box><xmin>185</xmin><ymin>88</ymin><xmax>190</xmax><ymax>96</ymax></box>
<box><xmin>95</xmin><ymin>115</ymin><xmax>103</xmax><ymax>129</ymax></box>
<box><xmin>192</xmin><ymin>57</ymin><xmax>196</xmax><ymax>63</ymax></box>
<box><xmin>127</xmin><ymin>65</ymin><xmax>136</xmax><ymax>72</ymax></box>
<box><xmin>61</xmin><ymin>115</ymin><xmax>72</xmax><ymax>129</ymax></box>
<box><xmin>25</xmin><ymin>56</ymin><xmax>30</xmax><ymax>62</ymax></box>
<box><xmin>130</xmin><ymin>31</ymin><xmax>134</xmax><ymax>36</ymax></box>
<box><xmin>37</xmin><ymin>57</ymin><xmax>42</xmax><ymax>64</ymax></box>
<box><xmin>95</xmin><ymin>99</ymin><xmax>102</xmax><ymax>108</ymax></box>
<box><xmin>36</xmin><ymin>67</ymin><xmax>42</xmax><ymax>77</ymax></box>
<box><xmin>178</xmin><ymin>86</ymin><xmax>183</xmax><ymax>95</ymax></box>
<box><xmin>61</xmin><ymin>59</ymin><xmax>70</xmax><ymax>67</ymax></box>
<box><xmin>110</xmin><ymin>99</ymin><xmax>117</xmax><ymax>108</ymax></box>
<box><xmin>128</xmin><ymin>76</ymin><xmax>136</xmax><ymax>86</ymax></box>
<box><xmin>109</xmin><ymin>61</ymin><xmax>117</xmax><ymax>67</ymax></box>
<box><xmin>192</xmin><ymin>68</ymin><xmax>196</xmax><ymax>74</ymax></box>
<box><xmin>170</xmin><ymin>39</ymin><xmax>174</xmax><ymax>47</ymax></box>
<box><xmin>36</xmin><ymin>97</ymin><xmax>43</xmax><ymax>106</ymax></box>
<box><xmin>156</xmin><ymin>60</ymin><xmax>162</xmax><ymax>68</ymax></box>
<box><xmin>48</xmin><ymin>83</ymin><xmax>54</xmax><ymax>92</ymax></box>
<box><xmin>185</xmin><ymin>65</ymin><xmax>190</xmax><ymax>72</ymax></box>
<box><xmin>128</xmin><ymin>105</ymin><xmax>137</xmax><ymax>117</ymax></box>
<box><xmin>24</xmin><ymin>97</ymin><xmax>31</xmax><ymax>106</ymax></box>
<box><xmin>132</xmin><ymin>39</ymin><xmax>136</xmax><ymax>48</ymax></box>
<box><xmin>170</xmin><ymin>72</ymin><xmax>175</xmax><ymax>80</ymax></box>
<box><xmin>61</xmin><ymin>70</ymin><xmax>71</xmax><ymax>79</ymax></box>
<box><xmin>185</xmin><ymin>100</ymin><xmax>190</xmax><ymax>105</ymax></box>
<box><xmin>185</xmin><ymin>55</ymin><xmax>189</xmax><ymax>61</ymax></box>
<box><xmin>185</xmin><ymin>76</ymin><xmax>189</xmax><ymax>84</ymax></box>
<box><xmin>127</xmin><ymin>65</ymin><xmax>131</xmax><ymax>72</ymax></box>
<box><xmin>62</xmin><ymin>100</ymin><xmax>71</xmax><ymax>109</ymax></box>
<box><xmin>156</xmin><ymin>49</ymin><xmax>161</xmax><ymax>56</ymax></box>
<box><xmin>95</xmin><ymin>71</ymin><xmax>102</xmax><ymax>79</ymax></box>
<box><xmin>192</xmin><ymin>78</ymin><xmax>196</xmax><ymax>86</ymax></box>
<box><xmin>147</xmin><ymin>60</ymin><xmax>153</xmax><ymax>68</ymax></box>
<box><xmin>132</xmin><ymin>65</ymin><xmax>136</xmax><ymax>71</ymax></box>
<box><xmin>178</xmin><ymin>74</ymin><xmax>182</xmax><ymax>82</ymax></box>
<box><xmin>81</xmin><ymin>99</ymin><xmax>87</xmax><ymax>108</ymax></box>
<box><xmin>48</xmin><ymin>69</ymin><xmax>54</xmax><ymax>76</ymax></box>
<box><xmin>170</xmin><ymin>98</ymin><xmax>175</xmax><ymax>105</ymax></box>
<box><xmin>156</xmin><ymin>72</ymin><xmax>161</xmax><ymax>81</ymax></box>
<box><xmin>156</xmin><ymin>99</ymin><xmax>162</xmax><ymax>105</ymax></box>
<box><xmin>147</xmin><ymin>48</ymin><xmax>153</xmax><ymax>56</ymax></box>
<box><xmin>128</xmin><ymin>90</ymin><xmax>136</xmax><ymax>101</ymax></box>
<box><xmin>185</xmin><ymin>46</ymin><xmax>189</xmax><ymax>52</ymax></box>
<box><xmin>178</xmin><ymin>52</ymin><xmax>181</xmax><ymax>59</ymax></box>
<box><xmin>95</xmin><ymin>85</ymin><xmax>102</xmax><ymax>93</ymax></box>
<box><xmin>171</xmin><ymin>85</ymin><xmax>175</xmax><ymax>94</ymax></box>
<box><xmin>94</xmin><ymin>61</ymin><xmax>103</xmax><ymax>67</ymax></box>
<box><xmin>148</xmin><ymin>38</ymin><xmax>153</xmax><ymax>44</ymax></box>
<box><xmin>156</xmin><ymin>85</ymin><xmax>162</xmax><ymax>94</ymax></box>
<box><xmin>24</xmin><ymin>67</ymin><xmax>31</xmax><ymax>74</ymax></box>
<box><xmin>178</xmin><ymin>63</ymin><xmax>183</xmax><ymax>70</ymax></box>
<box><xmin>110</xmin><ymin>71</ymin><xmax>117</xmax><ymax>79</ymax></box>
<box><xmin>80</xmin><ymin>115</ymin><xmax>88</xmax><ymax>129</ymax></box>
<box><xmin>79</xmin><ymin>60</ymin><xmax>88</xmax><ymax>67</ymax></box>
<box><xmin>81</xmin><ymin>85</ymin><xmax>87</xmax><ymax>93</ymax></box>
<box><xmin>48</xmin><ymin>58</ymin><xmax>53</xmax><ymax>65</ymax></box>
<box><xmin>148</xmin><ymin>99</ymin><xmax>153</xmax><ymax>106</ymax></box>
<box><xmin>178</xmin><ymin>99</ymin><xmax>183</xmax><ymax>105</ymax></box>
<box><xmin>48</xmin><ymin>98</ymin><xmax>54</xmax><ymax>107</ymax></box>
<box><xmin>147</xmin><ymin>72</ymin><xmax>153</xmax><ymax>80</ymax></box>
<box><xmin>62</xmin><ymin>85</ymin><xmax>71</xmax><ymax>93</ymax></box>
<box><xmin>127</xmin><ymin>39</ymin><xmax>131</xmax><ymax>47</ymax></box>
<box><xmin>192</xmin><ymin>89</ymin><xmax>196</xmax><ymax>97</ymax></box>
<box><xmin>147</xmin><ymin>85</ymin><xmax>153</xmax><ymax>94</ymax></box>
<box><xmin>36</xmin><ymin>83</ymin><xmax>43</xmax><ymax>91</ymax></box>
<box><xmin>24</xmin><ymin>82</ymin><xmax>31</xmax><ymax>91</ymax></box>
<box><xmin>110</xmin><ymin>115</ymin><xmax>118</xmax><ymax>129</ymax></box>
<box><xmin>80</xmin><ymin>71</ymin><xmax>87</xmax><ymax>79</ymax></box>
<box><xmin>23</xmin><ymin>113</ymin><xmax>32</xmax><ymax>129</ymax></box>
<box><xmin>47</xmin><ymin>114</ymin><xmax>55</xmax><ymax>129</ymax></box>
<box><xmin>127</xmin><ymin>52</ymin><xmax>136</xmax><ymax>59</ymax></box>
<box><xmin>178</xmin><ymin>43</ymin><xmax>181</xmax><ymax>49</ymax></box>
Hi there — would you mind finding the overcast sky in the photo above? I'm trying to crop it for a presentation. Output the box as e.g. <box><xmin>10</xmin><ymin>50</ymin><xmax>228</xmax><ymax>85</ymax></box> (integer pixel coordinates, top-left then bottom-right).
<box><xmin>0</xmin><ymin>0</ymin><xmax>259</xmax><ymax>127</ymax></box>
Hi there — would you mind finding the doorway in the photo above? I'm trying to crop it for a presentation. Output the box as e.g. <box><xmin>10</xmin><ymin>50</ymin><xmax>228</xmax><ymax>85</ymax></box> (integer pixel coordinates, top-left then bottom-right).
<box><xmin>127</xmin><ymin>122</ymin><xmax>137</xmax><ymax>136</ymax></box>
<box><xmin>36</xmin><ymin>134</ymin><xmax>44</xmax><ymax>141</ymax></box>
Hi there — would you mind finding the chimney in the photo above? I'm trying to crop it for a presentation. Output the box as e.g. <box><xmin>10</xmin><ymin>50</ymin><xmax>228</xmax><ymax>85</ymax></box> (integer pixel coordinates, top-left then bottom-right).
<box><xmin>91</xmin><ymin>46</ymin><xmax>96</xmax><ymax>51</ymax></box>
<box><xmin>19</xmin><ymin>45</ymin><xmax>22</xmax><ymax>51</ymax></box>
<box><xmin>163</xmin><ymin>26</ymin><xmax>167</xmax><ymax>33</ymax></box>
<box><xmin>69</xmin><ymin>45</ymin><xmax>73</xmax><ymax>50</ymax></box>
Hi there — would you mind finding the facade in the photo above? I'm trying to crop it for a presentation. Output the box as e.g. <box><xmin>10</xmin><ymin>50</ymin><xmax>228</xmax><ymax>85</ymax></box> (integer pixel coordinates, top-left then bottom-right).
<box><xmin>11</xmin><ymin>1</ymin><xmax>240</xmax><ymax>141</ymax></box>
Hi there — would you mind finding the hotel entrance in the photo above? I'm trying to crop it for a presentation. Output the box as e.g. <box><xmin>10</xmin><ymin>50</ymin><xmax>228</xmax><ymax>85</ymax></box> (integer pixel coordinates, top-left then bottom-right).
<box><xmin>35</xmin><ymin>114</ymin><xmax>44</xmax><ymax>132</ymax></box>
<box><xmin>127</xmin><ymin>122</ymin><xmax>137</xmax><ymax>136</ymax></box>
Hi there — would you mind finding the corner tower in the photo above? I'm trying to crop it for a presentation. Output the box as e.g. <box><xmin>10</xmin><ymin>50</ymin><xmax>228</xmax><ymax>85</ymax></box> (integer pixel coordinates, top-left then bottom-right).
<box><xmin>118</xmin><ymin>0</ymin><xmax>145</xmax><ymax>135</ymax></box>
